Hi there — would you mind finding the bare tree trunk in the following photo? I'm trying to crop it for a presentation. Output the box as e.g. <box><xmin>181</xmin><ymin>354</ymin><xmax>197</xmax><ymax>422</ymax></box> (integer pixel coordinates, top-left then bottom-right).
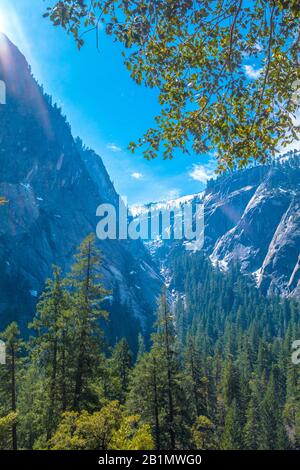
<box><xmin>11</xmin><ymin>344</ymin><xmax>17</xmax><ymax>450</ymax></box>
<box><xmin>163</xmin><ymin>298</ymin><xmax>176</xmax><ymax>450</ymax></box>
<box><xmin>152</xmin><ymin>356</ymin><xmax>161</xmax><ymax>450</ymax></box>
<box><xmin>47</xmin><ymin>336</ymin><xmax>58</xmax><ymax>440</ymax></box>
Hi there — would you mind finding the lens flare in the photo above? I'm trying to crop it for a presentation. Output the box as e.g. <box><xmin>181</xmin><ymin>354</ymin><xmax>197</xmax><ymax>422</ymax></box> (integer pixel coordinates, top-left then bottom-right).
<box><xmin>0</xmin><ymin>8</ymin><xmax>9</xmax><ymax>34</ymax></box>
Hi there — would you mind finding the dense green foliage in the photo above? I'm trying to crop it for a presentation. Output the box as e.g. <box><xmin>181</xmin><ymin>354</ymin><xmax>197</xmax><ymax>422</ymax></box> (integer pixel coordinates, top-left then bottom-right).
<box><xmin>171</xmin><ymin>252</ymin><xmax>300</xmax><ymax>449</ymax></box>
<box><xmin>44</xmin><ymin>1</ymin><xmax>300</xmax><ymax>168</ymax></box>
<box><xmin>0</xmin><ymin>237</ymin><xmax>299</xmax><ymax>449</ymax></box>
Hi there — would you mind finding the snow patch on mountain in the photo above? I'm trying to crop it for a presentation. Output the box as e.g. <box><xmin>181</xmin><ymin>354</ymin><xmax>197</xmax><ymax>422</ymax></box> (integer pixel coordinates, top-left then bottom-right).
<box><xmin>141</xmin><ymin>153</ymin><xmax>300</xmax><ymax>299</ymax></box>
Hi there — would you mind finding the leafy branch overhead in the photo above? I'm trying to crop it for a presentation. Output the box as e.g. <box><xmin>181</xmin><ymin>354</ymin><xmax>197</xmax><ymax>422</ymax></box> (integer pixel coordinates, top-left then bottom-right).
<box><xmin>44</xmin><ymin>1</ymin><xmax>300</xmax><ymax>170</ymax></box>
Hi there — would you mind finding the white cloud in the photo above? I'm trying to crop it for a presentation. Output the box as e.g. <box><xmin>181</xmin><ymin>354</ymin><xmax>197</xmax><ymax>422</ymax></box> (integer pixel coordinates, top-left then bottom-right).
<box><xmin>244</xmin><ymin>64</ymin><xmax>263</xmax><ymax>80</ymax></box>
<box><xmin>189</xmin><ymin>160</ymin><xmax>216</xmax><ymax>184</ymax></box>
<box><xmin>131</xmin><ymin>172</ymin><xmax>143</xmax><ymax>180</ymax></box>
<box><xmin>107</xmin><ymin>142</ymin><xmax>122</xmax><ymax>153</ymax></box>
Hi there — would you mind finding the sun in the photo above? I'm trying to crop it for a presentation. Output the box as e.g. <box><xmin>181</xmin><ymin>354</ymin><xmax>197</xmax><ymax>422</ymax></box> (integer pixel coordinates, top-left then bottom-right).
<box><xmin>0</xmin><ymin>4</ymin><xmax>15</xmax><ymax>37</ymax></box>
<box><xmin>0</xmin><ymin>8</ymin><xmax>9</xmax><ymax>34</ymax></box>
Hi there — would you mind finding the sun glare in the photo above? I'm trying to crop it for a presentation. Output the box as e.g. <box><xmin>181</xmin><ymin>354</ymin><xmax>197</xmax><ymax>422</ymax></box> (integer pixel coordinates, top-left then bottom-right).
<box><xmin>0</xmin><ymin>8</ymin><xmax>8</xmax><ymax>34</ymax></box>
<box><xmin>0</xmin><ymin>4</ymin><xmax>21</xmax><ymax>40</ymax></box>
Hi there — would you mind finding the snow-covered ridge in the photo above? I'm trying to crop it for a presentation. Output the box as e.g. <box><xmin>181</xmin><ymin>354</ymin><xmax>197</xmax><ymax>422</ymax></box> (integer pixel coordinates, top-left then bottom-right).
<box><xmin>131</xmin><ymin>192</ymin><xmax>204</xmax><ymax>217</ymax></box>
<box><xmin>139</xmin><ymin>155</ymin><xmax>300</xmax><ymax>300</ymax></box>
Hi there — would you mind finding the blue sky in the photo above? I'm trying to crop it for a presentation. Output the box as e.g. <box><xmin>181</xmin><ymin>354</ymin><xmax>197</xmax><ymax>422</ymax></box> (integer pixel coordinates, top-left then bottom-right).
<box><xmin>0</xmin><ymin>0</ymin><xmax>219</xmax><ymax>204</ymax></box>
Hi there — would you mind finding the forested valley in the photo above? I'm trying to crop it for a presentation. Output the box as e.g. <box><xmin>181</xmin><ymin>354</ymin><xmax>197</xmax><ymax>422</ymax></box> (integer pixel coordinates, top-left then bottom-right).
<box><xmin>0</xmin><ymin>235</ymin><xmax>299</xmax><ymax>450</ymax></box>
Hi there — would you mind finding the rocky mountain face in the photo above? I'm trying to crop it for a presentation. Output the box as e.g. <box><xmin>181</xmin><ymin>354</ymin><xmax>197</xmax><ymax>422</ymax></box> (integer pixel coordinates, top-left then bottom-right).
<box><xmin>208</xmin><ymin>156</ymin><xmax>300</xmax><ymax>298</ymax></box>
<box><xmin>0</xmin><ymin>33</ymin><xmax>161</xmax><ymax>332</ymax></box>
<box><xmin>136</xmin><ymin>154</ymin><xmax>300</xmax><ymax>299</ymax></box>
<box><xmin>0</xmin><ymin>32</ymin><xmax>299</xmax><ymax>342</ymax></box>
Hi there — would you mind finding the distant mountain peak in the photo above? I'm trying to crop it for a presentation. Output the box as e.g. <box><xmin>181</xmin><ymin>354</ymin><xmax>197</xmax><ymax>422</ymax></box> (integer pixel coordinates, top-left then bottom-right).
<box><xmin>0</xmin><ymin>36</ymin><xmax>161</xmax><ymax>332</ymax></box>
<box><xmin>131</xmin><ymin>192</ymin><xmax>204</xmax><ymax>217</ymax></box>
<box><xmin>143</xmin><ymin>156</ymin><xmax>300</xmax><ymax>299</ymax></box>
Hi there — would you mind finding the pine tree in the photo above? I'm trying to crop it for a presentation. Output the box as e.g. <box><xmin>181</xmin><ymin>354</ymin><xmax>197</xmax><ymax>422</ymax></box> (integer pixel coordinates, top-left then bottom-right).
<box><xmin>67</xmin><ymin>234</ymin><xmax>109</xmax><ymax>410</ymax></box>
<box><xmin>183</xmin><ymin>335</ymin><xmax>206</xmax><ymax>418</ymax></box>
<box><xmin>221</xmin><ymin>400</ymin><xmax>243</xmax><ymax>450</ymax></box>
<box><xmin>0</xmin><ymin>322</ymin><xmax>22</xmax><ymax>450</ymax></box>
<box><xmin>150</xmin><ymin>291</ymin><xmax>188</xmax><ymax>449</ymax></box>
<box><xmin>110</xmin><ymin>338</ymin><xmax>132</xmax><ymax>403</ymax></box>
<box><xmin>127</xmin><ymin>350</ymin><xmax>162</xmax><ymax>450</ymax></box>
<box><xmin>127</xmin><ymin>289</ymin><xmax>189</xmax><ymax>451</ymax></box>
<box><xmin>261</xmin><ymin>369</ymin><xmax>288</xmax><ymax>449</ymax></box>
<box><xmin>243</xmin><ymin>378</ymin><xmax>262</xmax><ymax>449</ymax></box>
<box><xmin>30</xmin><ymin>266</ymin><xmax>70</xmax><ymax>439</ymax></box>
<box><xmin>222</xmin><ymin>358</ymin><xmax>241</xmax><ymax>409</ymax></box>
<box><xmin>153</xmin><ymin>291</ymin><xmax>177</xmax><ymax>449</ymax></box>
